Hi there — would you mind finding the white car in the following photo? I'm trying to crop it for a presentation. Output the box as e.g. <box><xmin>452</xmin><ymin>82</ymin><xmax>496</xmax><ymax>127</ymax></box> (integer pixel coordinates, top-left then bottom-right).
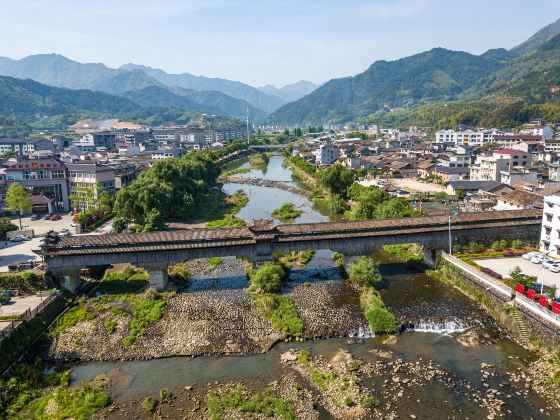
<box><xmin>522</xmin><ymin>251</ymin><xmax>539</xmax><ymax>260</ymax></box>
<box><xmin>10</xmin><ymin>235</ymin><xmax>25</xmax><ymax>242</ymax></box>
<box><xmin>543</xmin><ymin>258</ymin><xmax>557</xmax><ymax>270</ymax></box>
<box><xmin>531</xmin><ymin>254</ymin><xmax>545</xmax><ymax>264</ymax></box>
<box><xmin>58</xmin><ymin>229</ymin><xmax>70</xmax><ymax>237</ymax></box>
<box><xmin>550</xmin><ymin>263</ymin><xmax>560</xmax><ymax>273</ymax></box>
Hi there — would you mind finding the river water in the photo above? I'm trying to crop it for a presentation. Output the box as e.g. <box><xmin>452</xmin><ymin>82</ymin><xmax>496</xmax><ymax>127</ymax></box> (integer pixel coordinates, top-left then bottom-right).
<box><xmin>70</xmin><ymin>155</ymin><xmax>552</xmax><ymax>418</ymax></box>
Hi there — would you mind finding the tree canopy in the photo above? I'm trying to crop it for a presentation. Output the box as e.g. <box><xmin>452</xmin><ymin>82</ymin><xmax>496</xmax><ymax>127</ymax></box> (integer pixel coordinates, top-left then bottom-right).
<box><xmin>4</xmin><ymin>183</ymin><xmax>32</xmax><ymax>229</ymax></box>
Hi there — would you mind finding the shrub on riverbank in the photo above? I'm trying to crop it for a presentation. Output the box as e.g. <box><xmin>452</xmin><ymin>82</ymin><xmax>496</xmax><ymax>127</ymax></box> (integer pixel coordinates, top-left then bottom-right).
<box><xmin>248</xmin><ymin>262</ymin><xmax>286</xmax><ymax>294</ymax></box>
<box><xmin>272</xmin><ymin>203</ymin><xmax>302</xmax><ymax>221</ymax></box>
<box><xmin>247</xmin><ymin>263</ymin><xmax>303</xmax><ymax>337</ymax></box>
<box><xmin>249</xmin><ymin>152</ymin><xmax>270</xmax><ymax>169</ymax></box>
<box><xmin>207</xmin><ymin>257</ymin><xmax>223</xmax><ymax>268</ymax></box>
<box><xmin>275</xmin><ymin>250</ymin><xmax>315</xmax><ymax>269</ymax></box>
<box><xmin>205</xmin><ymin>190</ymin><xmax>248</xmax><ymax>229</ymax></box>
<box><xmin>383</xmin><ymin>244</ymin><xmax>423</xmax><ymax>263</ymax></box>
<box><xmin>0</xmin><ymin>271</ymin><xmax>45</xmax><ymax>294</ymax></box>
<box><xmin>348</xmin><ymin>257</ymin><xmax>396</xmax><ymax>334</ymax></box>
<box><xmin>28</xmin><ymin>382</ymin><xmax>109</xmax><ymax>419</ymax></box>
<box><xmin>207</xmin><ymin>384</ymin><xmax>296</xmax><ymax>419</ymax></box>
<box><xmin>168</xmin><ymin>261</ymin><xmax>192</xmax><ymax>288</ymax></box>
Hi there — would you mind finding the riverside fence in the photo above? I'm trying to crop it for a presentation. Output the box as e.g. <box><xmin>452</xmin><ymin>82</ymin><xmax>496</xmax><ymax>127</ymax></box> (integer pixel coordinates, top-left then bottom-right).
<box><xmin>441</xmin><ymin>252</ymin><xmax>560</xmax><ymax>331</ymax></box>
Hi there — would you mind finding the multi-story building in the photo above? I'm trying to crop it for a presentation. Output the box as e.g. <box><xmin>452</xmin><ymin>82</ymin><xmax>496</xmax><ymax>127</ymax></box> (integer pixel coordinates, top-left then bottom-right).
<box><xmin>0</xmin><ymin>138</ymin><xmax>56</xmax><ymax>156</ymax></box>
<box><xmin>314</xmin><ymin>144</ymin><xmax>340</xmax><ymax>165</ymax></box>
<box><xmin>499</xmin><ymin>169</ymin><xmax>538</xmax><ymax>186</ymax></box>
<box><xmin>469</xmin><ymin>149</ymin><xmax>530</xmax><ymax>182</ymax></box>
<box><xmin>540</xmin><ymin>195</ymin><xmax>560</xmax><ymax>256</ymax></box>
<box><xmin>66</xmin><ymin>163</ymin><xmax>116</xmax><ymax>210</ymax></box>
<box><xmin>493</xmin><ymin>134</ymin><xmax>542</xmax><ymax>148</ymax></box>
<box><xmin>150</xmin><ymin>149</ymin><xmax>186</xmax><ymax>160</ymax></box>
<box><xmin>79</xmin><ymin>132</ymin><xmax>118</xmax><ymax>149</ymax></box>
<box><xmin>4</xmin><ymin>156</ymin><xmax>69</xmax><ymax>212</ymax></box>
<box><xmin>152</xmin><ymin>128</ymin><xmax>179</xmax><ymax>142</ymax></box>
<box><xmin>434</xmin><ymin>129</ymin><xmax>508</xmax><ymax>147</ymax></box>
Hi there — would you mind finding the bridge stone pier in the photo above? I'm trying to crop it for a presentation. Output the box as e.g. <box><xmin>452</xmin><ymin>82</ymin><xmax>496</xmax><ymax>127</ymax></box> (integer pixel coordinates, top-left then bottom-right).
<box><xmin>36</xmin><ymin>210</ymin><xmax>542</xmax><ymax>292</ymax></box>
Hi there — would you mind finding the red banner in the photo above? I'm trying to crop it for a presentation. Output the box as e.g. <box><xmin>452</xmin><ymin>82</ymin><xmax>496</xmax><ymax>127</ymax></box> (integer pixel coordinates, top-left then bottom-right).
<box><xmin>516</xmin><ymin>283</ymin><xmax>525</xmax><ymax>294</ymax></box>
<box><xmin>552</xmin><ymin>302</ymin><xmax>560</xmax><ymax>314</ymax></box>
<box><xmin>539</xmin><ymin>295</ymin><xmax>549</xmax><ymax>308</ymax></box>
<box><xmin>527</xmin><ymin>289</ymin><xmax>536</xmax><ymax>300</ymax></box>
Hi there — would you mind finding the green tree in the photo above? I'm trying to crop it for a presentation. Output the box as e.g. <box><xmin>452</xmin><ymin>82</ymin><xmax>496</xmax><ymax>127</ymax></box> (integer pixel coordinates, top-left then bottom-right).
<box><xmin>0</xmin><ymin>216</ymin><xmax>17</xmax><ymax>239</ymax></box>
<box><xmin>374</xmin><ymin>198</ymin><xmax>415</xmax><ymax>219</ymax></box>
<box><xmin>317</xmin><ymin>164</ymin><xmax>355</xmax><ymax>197</ymax></box>
<box><xmin>4</xmin><ymin>183</ymin><xmax>32</xmax><ymax>229</ymax></box>
<box><xmin>249</xmin><ymin>262</ymin><xmax>285</xmax><ymax>293</ymax></box>
<box><xmin>348</xmin><ymin>257</ymin><xmax>382</xmax><ymax>289</ymax></box>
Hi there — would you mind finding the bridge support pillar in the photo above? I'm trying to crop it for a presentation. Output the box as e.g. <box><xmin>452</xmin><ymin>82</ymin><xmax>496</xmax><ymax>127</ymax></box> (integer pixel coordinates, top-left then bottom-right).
<box><xmin>140</xmin><ymin>263</ymin><xmax>169</xmax><ymax>291</ymax></box>
<box><xmin>422</xmin><ymin>247</ymin><xmax>439</xmax><ymax>269</ymax></box>
<box><xmin>50</xmin><ymin>268</ymin><xmax>82</xmax><ymax>294</ymax></box>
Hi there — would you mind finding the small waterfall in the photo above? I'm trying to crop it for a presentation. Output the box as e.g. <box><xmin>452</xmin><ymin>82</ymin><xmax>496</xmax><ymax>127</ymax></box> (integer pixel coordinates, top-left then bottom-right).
<box><xmin>407</xmin><ymin>319</ymin><xmax>471</xmax><ymax>335</ymax></box>
<box><xmin>348</xmin><ymin>325</ymin><xmax>375</xmax><ymax>339</ymax></box>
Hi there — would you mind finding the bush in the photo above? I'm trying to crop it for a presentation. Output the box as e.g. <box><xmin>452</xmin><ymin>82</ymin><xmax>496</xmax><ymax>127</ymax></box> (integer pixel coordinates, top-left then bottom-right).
<box><xmin>103</xmin><ymin>318</ymin><xmax>117</xmax><ymax>334</ymax></box>
<box><xmin>142</xmin><ymin>396</ymin><xmax>157</xmax><ymax>413</ymax></box>
<box><xmin>252</xmin><ymin>293</ymin><xmax>303</xmax><ymax>337</ymax></box>
<box><xmin>29</xmin><ymin>383</ymin><xmax>109</xmax><ymax>419</ymax></box>
<box><xmin>348</xmin><ymin>257</ymin><xmax>382</xmax><ymax>288</ymax></box>
<box><xmin>51</xmin><ymin>306</ymin><xmax>96</xmax><ymax>336</ymax></box>
<box><xmin>248</xmin><ymin>263</ymin><xmax>286</xmax><ymax>294</ymax></box>
<box><xmin>144</xmin><ymin>287</ymin><xmax>159</xmax><ymax>301</ymax></box>
<box><xmin>160</xmin><ymin>388</ymin><xmax>170</xmax><ymax>401</ymax></box>
<box><xmin>0</xmin><ymin>271</ymin><xmax>45</xmax><ymax>294</ymax></box>
<box><xmin>100</xmin><ymin>269</ymin><xmax>148</xmax><ymax>295</ymax></box>
<box><xmin>168</xmin><ymin>262</ymin><xmax>191</xmax><ymax>287</ymax></box>
<box><xmin>511</xmin><ymin>239</ymin><xmax>523</xmax><ymax>249</ymax></box>
<box><xmin>344</xmin><ymin>396</ymin><xmax>355</xmax><ymax>407</ymax></box>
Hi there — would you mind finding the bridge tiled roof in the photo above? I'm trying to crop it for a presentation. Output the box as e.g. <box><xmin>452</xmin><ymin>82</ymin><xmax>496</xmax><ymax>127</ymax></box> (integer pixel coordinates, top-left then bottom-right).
<box><xmin>38</xmin><ymin>209</ymin><xmax>542</xmax><ymax>258</ymax></box>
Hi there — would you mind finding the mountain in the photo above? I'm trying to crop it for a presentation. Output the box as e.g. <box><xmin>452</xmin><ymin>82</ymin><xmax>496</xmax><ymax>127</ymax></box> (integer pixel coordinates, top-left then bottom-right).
<box><xmin>0</xmin><ymin>75</ymin><xmax>141</xmax><ymax>117</ymax></box>
<box><xmin>258</xmin><ymin>80</ymin><xmax>319</xmax><ymax>102</ymax></box>
<box><xmin>463</xmin><ymin>33</ymin><xmax>560</xmax><ymax>101</ymax></box>
<box><xmin>120</xmin><ymin>63</ymin><xmax>283</xmax><ymax>113</ymax></box>
<box><xmin>0</xmin><ymin>54</ymin><xmax>161</xmax><ymax>95</ymax></box>
<box><xmin>510</xmin><ymin>18</ymin><xmax>560</xmax><ymax>56</ymax></box>
<box><xmin>269</xmin><ymin>48</ymin><xmax>502</xmax><ymax>124</ymax></box>
<box><xmin>121</xmin><ymin>85</ymin><xmax>266</xmax><ymax>120</ymax></box>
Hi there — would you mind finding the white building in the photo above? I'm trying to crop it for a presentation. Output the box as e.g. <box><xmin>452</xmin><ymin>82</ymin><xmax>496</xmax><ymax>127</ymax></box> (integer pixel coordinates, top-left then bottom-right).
<box><xmin>540</xmin><ymin>195</ymin><xmax>560</xmax><ymax>256</ymax></box>
<box><xmin>314</xmin><ymin>144</ymin><xmax>340</xmax><ymax>165</ymax></box>
<box><xmin>434</xmin><ymin>129</ymin><xmax>509</xmax><ymax>146</ymax></box>
<box><xmin>469</xmin><ymin>149</ymin><xmax>530</xmax><ymax>182</ymax></box>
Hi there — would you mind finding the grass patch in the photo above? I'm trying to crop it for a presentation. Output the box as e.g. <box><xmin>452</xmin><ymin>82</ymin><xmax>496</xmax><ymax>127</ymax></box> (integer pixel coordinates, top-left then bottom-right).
<box><xmin>310</xmin><ymin>369</ymin><xmax>337</xmax><ymax>391</ymax></box>
<box><xmin>275</xmin><ymin>250</ymin><xmax>315</xmax><ymax>269</ymax></box>
<box><xmin>27</xmin><ymin>383</ymin><xmax>109</xmax><ymax>420</ymax></box>
<box><xmin>220</xmin><ymin>167</ymin><xmax>251</xmax><ymax>176</ymax></box>
<box><xmin>382</xmin><ymin>244</ymin><xmax>423</xmax><ymax>263</ymax></box>
<box><xmin>207</xmin><ymin>385</ymin><xmax>295</xmax><ymax>420</ymax></box>
<box><xmin>207</xmin><ymin>257</ymin><xmax>224</xmax><ymax>268</ymax></box>
<box><xmin>50</xmin><ymin>306</ymin><xmax>96</xmax><ymax>337</ymax></box>
<box><xmin>251</xmin><ymin>293</ymin><xmax>303</xmax><ymax>337</ymax></box>
<box><xmin>296</xmin><ymin>349</ymin><xmax>310</xmax><ymax>365</ymax></box>
<box><xmin>122</xmin><ymin>290</ymin><xmax>167</xmax><ymax>347</ymax></box>
<box><xmin>99</xmin><ymin>267</ymin><xmax>148</xmax><ymax>295</ymax></box>
<box><xmin>272</xmin><ymin>203</ymin><xmax>302</xmax><ymax>221</ymax></box>
<box><xmin>202</xmin><ymin>189</ymin><xmax>249</xmax><ymax>229</ymax></box>
<box><xmin>103</xmin><ymin>318</ymin><xmax>117</xmax><ymax>334</ymax></box>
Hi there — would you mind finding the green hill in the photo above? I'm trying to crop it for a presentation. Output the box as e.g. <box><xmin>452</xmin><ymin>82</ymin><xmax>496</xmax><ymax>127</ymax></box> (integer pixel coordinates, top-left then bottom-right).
<box><xmin>269</xmin><ymin>48</ymin><xmax>502</xmax><ymax>125</ymax></box>
<box><xmin>0</xmin><ymin>76</ymin><xmax>140</xmax><ymax>117</ymax></box>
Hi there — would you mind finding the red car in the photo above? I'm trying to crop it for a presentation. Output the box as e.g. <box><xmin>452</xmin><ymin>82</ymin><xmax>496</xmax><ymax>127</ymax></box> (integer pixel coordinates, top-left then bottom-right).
<box><xmin>49</xmin><ymin>214</ymin><xmax>61</xmax><ymax>221</ymax></box>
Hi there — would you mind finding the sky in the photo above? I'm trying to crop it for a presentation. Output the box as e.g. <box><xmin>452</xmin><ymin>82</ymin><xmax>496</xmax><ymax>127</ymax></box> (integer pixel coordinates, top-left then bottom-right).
<box><xmin>1</xmin><ymin>0</ymin><xmax>560</xmax><ymax>88</ymax></box>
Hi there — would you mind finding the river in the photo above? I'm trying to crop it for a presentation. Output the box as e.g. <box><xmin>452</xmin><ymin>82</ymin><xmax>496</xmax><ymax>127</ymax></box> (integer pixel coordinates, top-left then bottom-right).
<box><xmin>70</xmin><ymin>154</ymin><xmax>553</xmax><ymax>418</ymax></box>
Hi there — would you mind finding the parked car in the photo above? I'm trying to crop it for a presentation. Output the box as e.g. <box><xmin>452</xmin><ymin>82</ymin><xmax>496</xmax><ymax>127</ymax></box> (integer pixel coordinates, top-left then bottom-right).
<box><xmin>42</xmin><ymin>214</ymin><xmax>52</xmax><ymax>220</ymax></box>
<box><xmin>30</xmin><ymin>214</ymin><xmax>40</xmax><ymax>221</ymax></box>
<box><xmin>10</xmin><ymin>235</ymin><xmax>29</xmax><ymax>242</ymax></box>
<box><xmin>542</xmin><ymin>258</ymin><xmax>557</xmax><ymax>270</ymax></box>
<box><xmin>58</xmin><ymin>228</ymin><xmax>70</xmax><ymax>237</ymax></box>
<box><xmin>522</xmin><ymin>251</ymin><xmax>540</xmax><ymax>260</ymax></box>
<box><xmin>50</xmin><ymin>214</ymin><xmax>61</xmax><ymax>221</ymax></box>
<box><xmin>550</xmin><ymin>263</ymin><xmax>560</xmax><ymax>273</ymax></box>
<box><xmin>70</xmin><ymin>222</ymin><xmax>77</xmax><ymax>227</ymax></box>
<box><xmin>531</xmin><ymin>254</ymin><xmax>545</xmax><ymax>264</ymax></box>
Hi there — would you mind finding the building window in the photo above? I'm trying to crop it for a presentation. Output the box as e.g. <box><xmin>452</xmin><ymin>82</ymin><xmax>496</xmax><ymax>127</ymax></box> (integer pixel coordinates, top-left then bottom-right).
<box><xmin>51</xmin><ymin>170</ymin><xmax>64</xmax><ymax>179</ymax></box>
